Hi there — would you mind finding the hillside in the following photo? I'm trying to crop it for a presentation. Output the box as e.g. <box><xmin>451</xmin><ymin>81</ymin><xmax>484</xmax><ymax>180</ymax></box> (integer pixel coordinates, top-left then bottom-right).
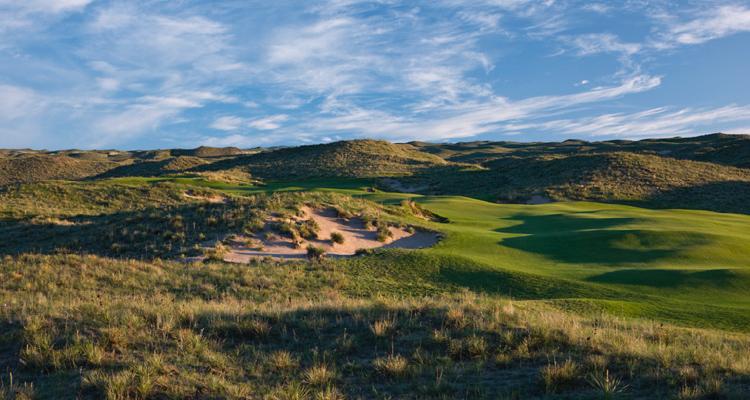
<box><xmin>171</xmin><ymin>145</ymin><xmax>246</xmax><ymax>158</ymax></box>
<box><xmin>414</xmin><ymin>152</ymin><xmax>750</xmax><ymax>213</ymax></box>
<box><xmin>411</xmin><ymin>133</ymin><xmax>750</xmax><ymax>167</ymax></box>
<box><xmin>0</xmin><ymin>154</ymin><xmax>116</xmax><ymax>186</ymax></box>
<box><xmin>199</xmin><ymin>139</ymin><xmax>449</xmax><ymax>179</ymax></box>
<box><xmin>96</xmin><ymin>156</ymin><xmax>209</xmax><ymax>178</ymax></box>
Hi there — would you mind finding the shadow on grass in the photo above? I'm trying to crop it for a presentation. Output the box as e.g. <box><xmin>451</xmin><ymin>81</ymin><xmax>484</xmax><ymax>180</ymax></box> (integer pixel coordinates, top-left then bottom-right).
<box><xmin>587</xmin><ymin>268</ymin><xmax>738</xmax><ymax>288</ymax></box>
<box><xmin>496</xmin><ymin>213</ymin><xmax>713</xmax><ymax>265</ymax></box>
<box><xmin>640</xmin><ymin>180</ymin><xmax>750</xmax><ymax>215</ymax></box>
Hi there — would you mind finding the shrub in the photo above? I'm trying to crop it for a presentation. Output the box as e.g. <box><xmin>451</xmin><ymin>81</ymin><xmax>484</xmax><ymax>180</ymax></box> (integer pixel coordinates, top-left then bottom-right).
<box><xmin>354</xmin><ymin>248</ymin><xmax>374</xmax><ymax>256</ymax></box>
<box><xmin>298</xmin><ymin>219</ymin><xmax>320</xmax><ymax>240</ymax></box>
<box><xmin>330</xmin><ymin>232</ymin><xmax>344</xmax><ymax>244</ymax></box>
<box><xmin>243</xmin><ymin>217</ymin><xmax>265</xmax><ymax>234</ymax></box>
<box><xmin>276</xmin><ymin>221</ymin><xmax>296</xmax><ymax>238</ymax></box>
<box><xmin>204</xmin><ymin>242</ymin><xmax>228</xmax><ymax>262</ymax></box>
<box><xmin>306</xmin><ymin>245</ymin><xmax>326</xmax><ymax>261</ymax></box>
<box><xmin>334</xmin><ymin>206</ymin><xmax>353</xmax><ymax>219</ymax></box>
<box><xmin>376</xmin><ymin>225</ymin><xmax>392</xmax><ymax>242</ymax></box>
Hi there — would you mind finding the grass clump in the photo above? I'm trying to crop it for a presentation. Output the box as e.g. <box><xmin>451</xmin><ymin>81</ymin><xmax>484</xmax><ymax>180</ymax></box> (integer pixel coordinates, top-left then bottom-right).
<box><xmin>306</xmin><ymin>245</ymin><xmax>326</xmax><ymax>261</ymax></box>
<box><xmin>376</xmin><ymin>224</ymin><xmax>392</xmax><ymax>242</ymax></box>
<box><xmin>329</xmin><ymin>232</ymin><xmax>344</xmax><ymax>245</ymax></box>
<box><xmin>373</xmin><ymin>354</ymin><xmax>409</xmax><ymax>378</ymax></box>
<box><xmin>303</xmin><ymin>364</ymin><xmax>335</xmax><ymax>386</ymax></box>
<box><xmin>540</xmin><ymin>359</ymin><xmax>579</xmax><ymax>393</ymax></box>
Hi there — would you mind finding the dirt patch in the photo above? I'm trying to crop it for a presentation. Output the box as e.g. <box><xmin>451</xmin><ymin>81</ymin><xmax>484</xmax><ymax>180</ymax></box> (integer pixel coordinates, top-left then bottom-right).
<box><xmin>223</xmin><ymin>207</ymin><xmax>439</xmax><ymax>262</ymax></box>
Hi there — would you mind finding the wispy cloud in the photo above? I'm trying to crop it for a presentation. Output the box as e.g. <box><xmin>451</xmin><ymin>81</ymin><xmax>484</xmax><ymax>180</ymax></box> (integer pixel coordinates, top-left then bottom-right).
<box><xmin>566</xmin><ymin>33</ymin><xmax>641</xmax><ymax>56</ymax></box>
<box><xmin>497</xmin><ymin>105</ymin><xmax>750</xmax><ymax>138</ymax></box>
<box><xmin>659</xmin><ymin>5</ymin><xmax>750</xmax><ymax>46</ymax></box>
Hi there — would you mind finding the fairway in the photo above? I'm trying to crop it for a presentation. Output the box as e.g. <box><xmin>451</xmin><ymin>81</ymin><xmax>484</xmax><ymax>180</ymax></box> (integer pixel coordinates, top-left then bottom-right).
<box><xmin>167</xmin><ymin>177</ymin><xmax>750</xmax><ymax>331</ymax></box>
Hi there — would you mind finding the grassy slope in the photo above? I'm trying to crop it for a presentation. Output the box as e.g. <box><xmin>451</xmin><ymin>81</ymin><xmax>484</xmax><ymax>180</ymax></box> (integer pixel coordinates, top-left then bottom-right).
<box><xmin>2</xmin><ymin>178</ymin><xmax>750</xmax><ymax>398</ymax></box>
<box><xmin>3</xmin><ymin>254</ymin><xmax>748</xmax><ymax>399</ymax></box>
<box><xmin>31</xmin><ymin>176</ymin><xmax>749</xmax><ymax>332</ymax></box>
<box><xmin>415</xmin><ymin>152</ymin><xmax>750</xmax><ymax>214</ymax></box>
<box><xmin>197</xmin><ymin>139</ymin><xmax>449</xmax><ymax>179</ymax></box>
<box><xmin>411</xmin><ymin>133</ymin><xmax>750</xmax><ymax>168</ymax></box>
<box><xmin>0</xmin><ymin>154</ymin><xmax>116</xmax><ymax>186</ymax></box>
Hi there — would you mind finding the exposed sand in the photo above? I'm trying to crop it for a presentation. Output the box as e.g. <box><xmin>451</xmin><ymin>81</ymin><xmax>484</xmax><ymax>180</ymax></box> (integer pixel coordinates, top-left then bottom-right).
<box><xmin>223</xmin><ymin>207</ymin><xmax>439</xmax><ymax>262</ymax></box>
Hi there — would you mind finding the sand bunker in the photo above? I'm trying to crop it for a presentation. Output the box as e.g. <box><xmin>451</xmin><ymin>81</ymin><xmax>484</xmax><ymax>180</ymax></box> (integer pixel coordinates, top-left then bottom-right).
<box><xmin>223</xmin><ymin>207</ymin><xmax>439</xmax><ymax>262</ymax></box>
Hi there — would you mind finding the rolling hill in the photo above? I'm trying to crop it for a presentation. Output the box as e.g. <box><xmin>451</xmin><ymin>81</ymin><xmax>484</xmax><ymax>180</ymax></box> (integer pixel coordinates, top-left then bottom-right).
<box><xmin>0</xmin><ymin>154</ymin><xmax>116</xmax><ymax>186</ymax></box>
<box><xmin>198</xmin><ymin>139</ymin><xmax>450</xmax><ymax>179</ymax></box>
<box><xmin>411</xmin><ymin>132</ymin><xmax>750</xmax><ymax>167</ymax></box>
<box><xmin>416</xmin><ymin>152</ymin><xmax>750</xmax><ymax>213</ymax></box>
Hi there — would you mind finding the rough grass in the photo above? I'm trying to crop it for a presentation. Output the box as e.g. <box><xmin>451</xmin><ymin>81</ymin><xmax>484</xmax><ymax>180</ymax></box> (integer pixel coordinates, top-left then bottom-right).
<box><xmin>1</xmin><ymin>253</ymin><xmax>749</xmax><ymax>399</ymax></box>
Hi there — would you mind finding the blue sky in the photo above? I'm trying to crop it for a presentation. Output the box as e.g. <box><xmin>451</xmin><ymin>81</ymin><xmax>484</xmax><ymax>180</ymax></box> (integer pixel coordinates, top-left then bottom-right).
<box><xmin>1</xmin><ymin>0</ymin><xmax>750</xmax><ymax>149</ymax></box>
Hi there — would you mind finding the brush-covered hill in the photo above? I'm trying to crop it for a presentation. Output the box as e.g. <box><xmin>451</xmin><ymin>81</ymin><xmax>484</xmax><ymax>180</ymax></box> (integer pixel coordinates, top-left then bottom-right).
<box><xmin>412</xmin><ymin>132</ymin><xmax>750</xmax><ymax>167</ymax></box>
<box><xmin>419</xmin><ymin>151</ymin><xmax>750</xmax><ymax>213</ymax></box>
<box><xmin>96</xmin><ymin>156</ymin><xmax>210</xmax><ymax>178</ymax></box>
<box><xmin>0</xmin><ymin>154</ymin><xmax>116</xmax><ymax>186</ymax></box>
<box><xmin>171</xmin><ymin>145</ymin><xmax>246</xmax><ymax>158</ymax></box>
<box><xmin>198</xmin><ymin>139</ymin><xmax>449</xmax><ymax>179</ymax></box>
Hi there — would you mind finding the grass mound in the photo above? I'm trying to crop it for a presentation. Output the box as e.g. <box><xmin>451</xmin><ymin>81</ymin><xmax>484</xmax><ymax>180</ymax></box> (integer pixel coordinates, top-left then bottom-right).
<box><xmin>199</xmin><ymin>139</ymin><xmax>449</xmax><ymax>179</ymax></box>
<box><xmin>0</xmin><ymin>154</ymin><xmax>115</xmax><ymax>186</ymax></box>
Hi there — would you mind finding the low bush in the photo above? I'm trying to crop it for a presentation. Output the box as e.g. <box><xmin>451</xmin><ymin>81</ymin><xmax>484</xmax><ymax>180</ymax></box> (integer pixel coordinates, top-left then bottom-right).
<box><xmin>330</xmin><ymin>232</ymin><xmax>344</xmax><ymax>244</ymax></box>
<box><xmin>306</xmin><ymin>244</ymin><xmax>326</xmax><ymax>261</ymax></box>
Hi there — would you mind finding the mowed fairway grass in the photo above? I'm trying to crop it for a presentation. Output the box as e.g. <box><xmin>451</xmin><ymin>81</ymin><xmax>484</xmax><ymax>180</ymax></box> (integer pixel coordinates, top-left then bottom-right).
<box><xmin>112</xmin><ymin>177</ymin><xmax>750</xmax><ymax>331</ymax></box>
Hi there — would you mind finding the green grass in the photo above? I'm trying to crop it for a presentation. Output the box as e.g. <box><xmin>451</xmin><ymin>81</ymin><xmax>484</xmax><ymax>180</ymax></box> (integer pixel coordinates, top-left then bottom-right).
<box><xmin>10</xmin><ymin>175</ymin><xmax>750</xmax><ymax>331</ymax></box>
<box><xmin>121</xmin><ymin>177</ymin><xmax>750</xmax><ymax>332</ymax></box>
<box><xmin>2</xmin><ymin>176</ymin><xmax>750</xmax><ymax>398</ymax></box>
<box><xmin>88</xmin><ymin>176</ymin><xmax>750</xmax><ymax>331</ymax></box>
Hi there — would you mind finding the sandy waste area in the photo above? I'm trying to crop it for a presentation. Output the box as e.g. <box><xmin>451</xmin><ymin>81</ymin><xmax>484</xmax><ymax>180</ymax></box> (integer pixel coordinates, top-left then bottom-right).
<box><xmin>223</xmin><ymin>207</ymin><xmax>439</xmax><ymax>262</ymax></box>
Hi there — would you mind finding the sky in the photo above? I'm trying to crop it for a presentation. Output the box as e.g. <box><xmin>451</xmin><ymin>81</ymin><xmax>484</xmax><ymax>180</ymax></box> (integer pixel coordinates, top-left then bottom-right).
<box><xmin>1</xmin><ymin>1</ymin><xmax>750</xmax><ymax>150</ymax></box>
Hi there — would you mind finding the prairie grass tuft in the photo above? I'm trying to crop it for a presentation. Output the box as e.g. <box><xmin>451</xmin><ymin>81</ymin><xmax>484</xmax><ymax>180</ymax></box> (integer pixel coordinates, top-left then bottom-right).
<box><xmin>540</xmin><ymin>359</ymin><xmax>579</xmax><ymax>393</ymax></box>
<box><xmin>370</xmin><ymin>318</ymin><xmax>395</xmax><ymax>338</ymax></box>
<box><xmin>304</xmin><ymin>364</ymin><xmax>335</xmax><ymax>386</ymax></box>
<box><xmin>373</xmin><ymin>354</ymin><xmax>410</xmax><ymax>378</ymax></box>
<box><xmin>269</xmin><ymin>350</ymin><xmax>298</xmax><ymax>371</ymax></box>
